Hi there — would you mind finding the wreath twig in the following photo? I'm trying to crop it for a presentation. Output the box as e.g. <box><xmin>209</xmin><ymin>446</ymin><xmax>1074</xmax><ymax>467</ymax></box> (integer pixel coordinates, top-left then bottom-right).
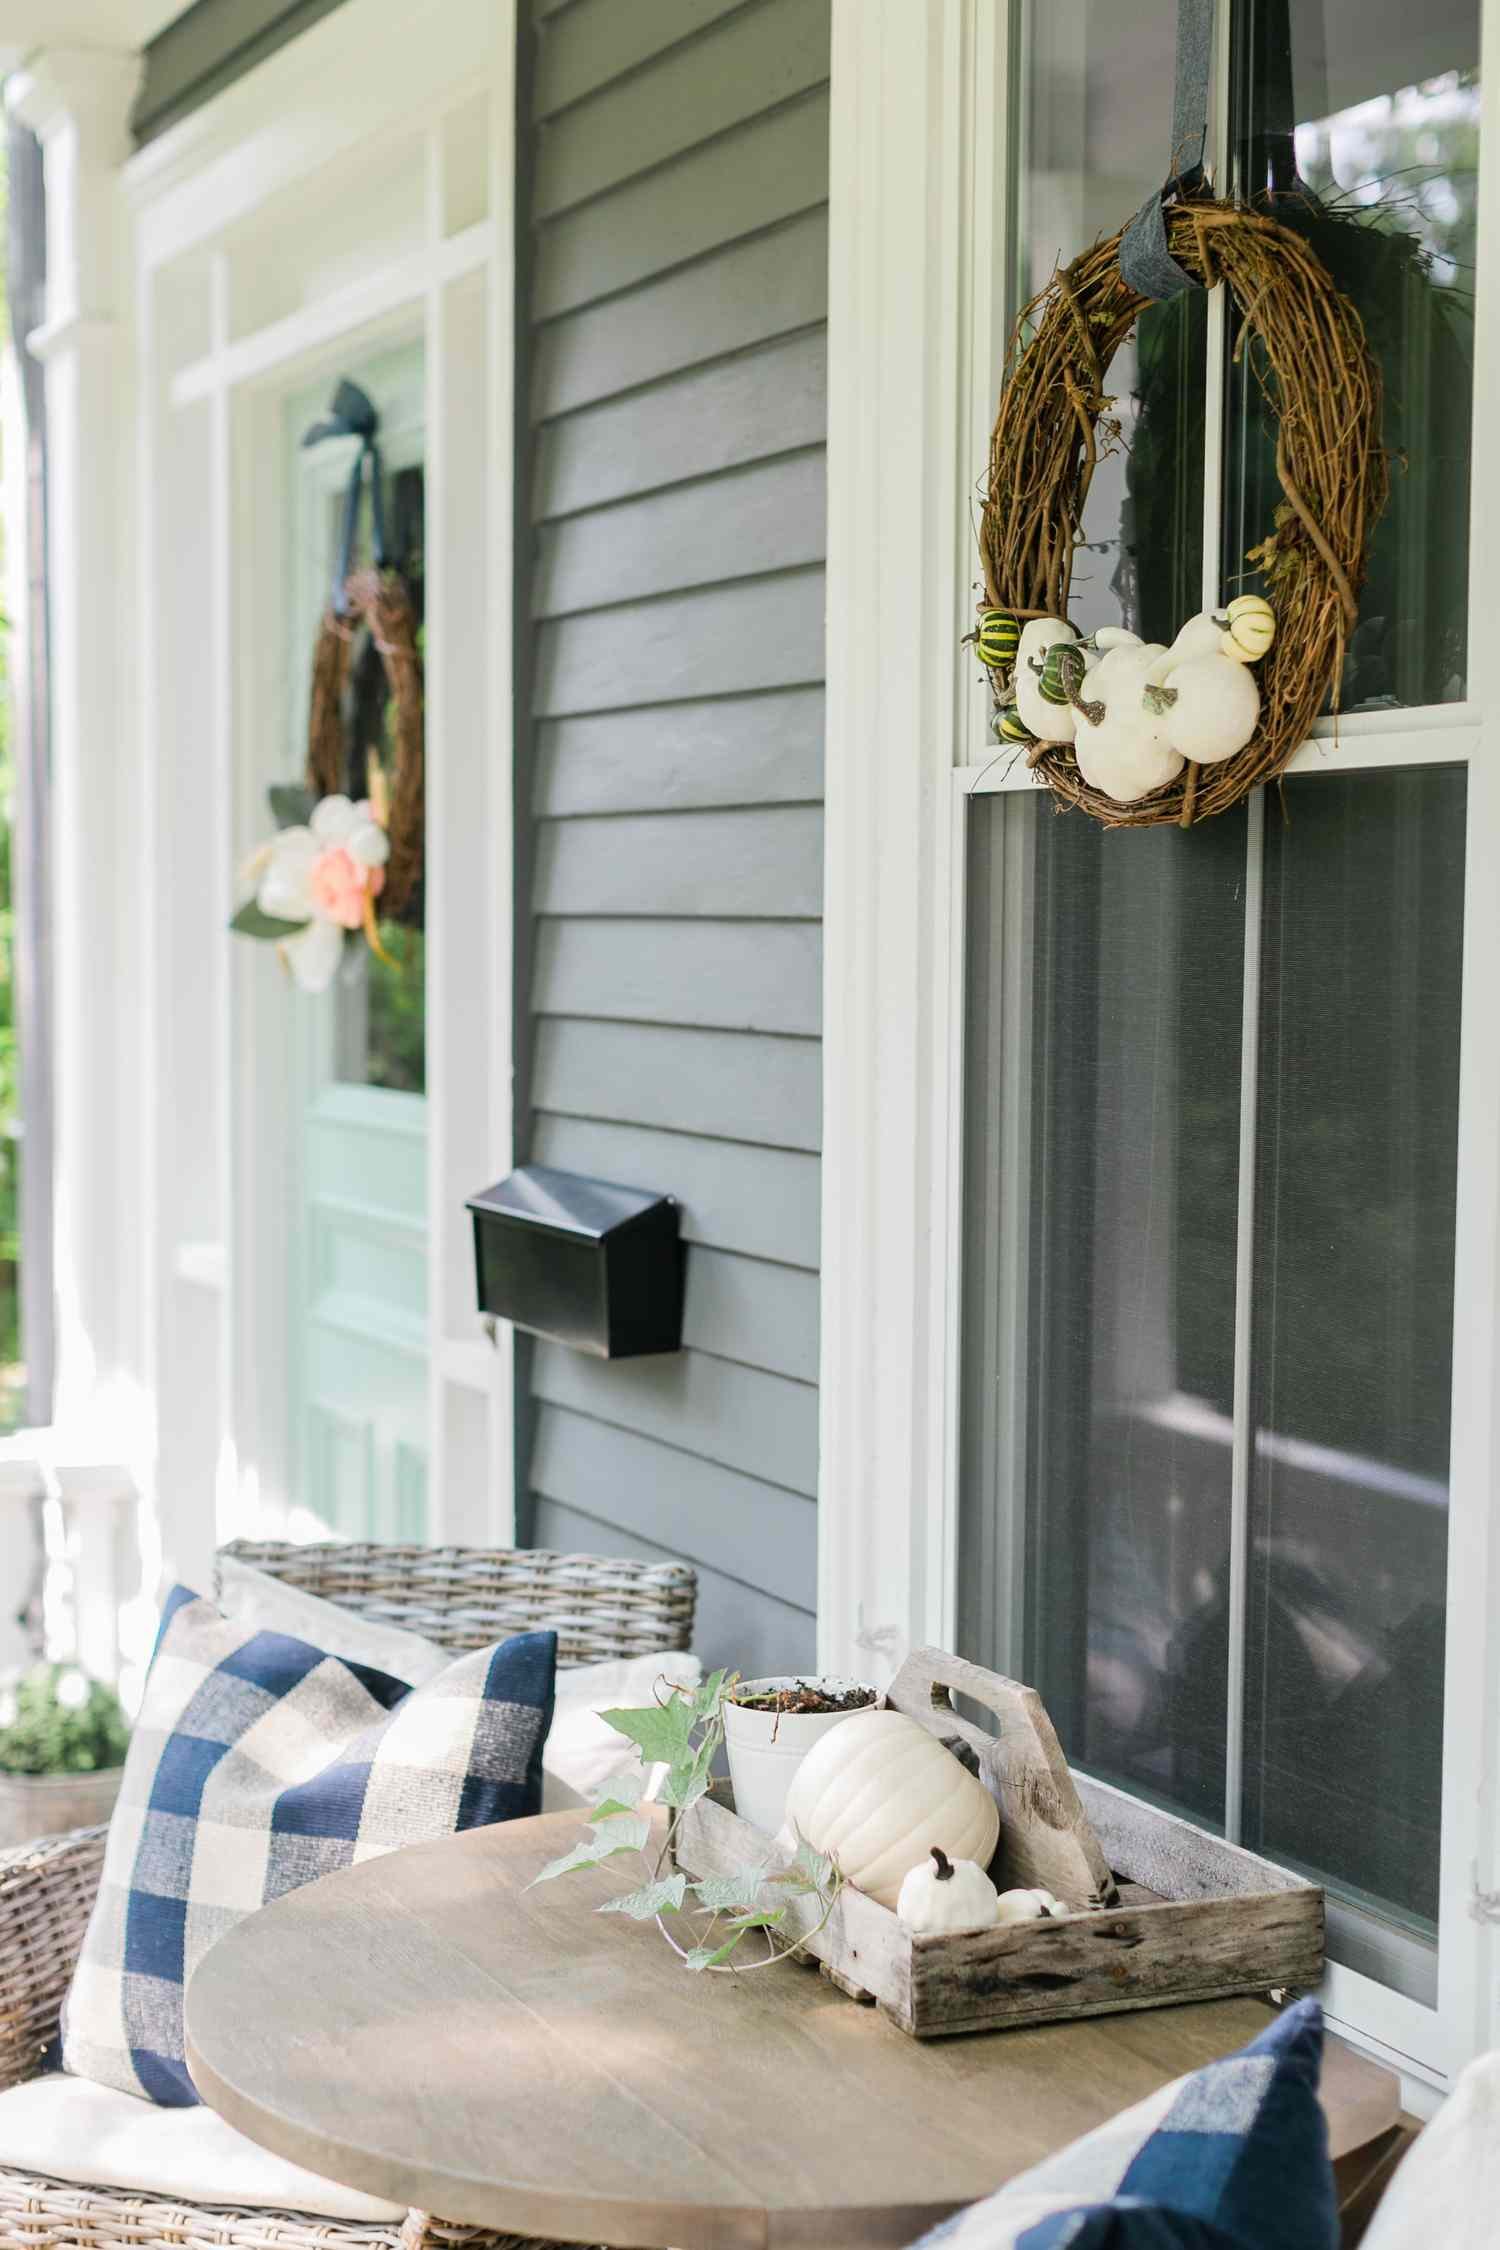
<box><xmin>979</xmin><ymin>197</ymin><xmax>1386</xmax><ymax>827</ymax></box>
<box><xmin>307</xmin><ymin>567</ymin><xmax>425</xmax><ymax>917</ymax></box>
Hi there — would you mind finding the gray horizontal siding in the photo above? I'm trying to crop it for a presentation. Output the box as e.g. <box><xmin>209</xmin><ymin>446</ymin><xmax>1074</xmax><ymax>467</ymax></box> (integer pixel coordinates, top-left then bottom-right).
<box><xmin>532</xmin><ymin>211</ymin><xmax>829</xmax><ymax>420</ymax></box>
<box><xmin>534</xmin><ymin>332</ymin><xmax>827</xmax><ymax>519</ymax></box>
<box><xmin>532</xmin><ymin>1117</ymin><xmax>820</xmax><ymax>1270</ymax></box>
<box><xmin>533</xmin><ymin>1406</ymin><xmax>816</xmax><ymax>1606</ymax></box>
<box><xmin>533</xmin><ymin>1497</ymin><xmax>816</xmax><ymax>1679</ymax></box>
<box><xmin>522</xmin><ymin>0</ymin><xmax>828</xmax><ymax>1675</ymax></box>
<box><xmin>533</xmin><ymin>806</ymin><xmax>823</xmax><ymax>918</ymax></box>
<box><xmin>533</xmin><ymin>918</ymin><xmax>821</xmax><ymax>1035</ymax></box>
<box><xmin>534</xmin><ymin>451</ymin><xmax>826</xmax><ymax>613</ymax></box>
<box><xmin>534</xmin><ymin>0</ymin><xmax>832</xmax><ymax>218</ymax></box>
<box><xmin>533</xmin><ymin>91</ymin><xmax>830</xmax><ymax>320</ymax></box>
<box><xmin>533</xmin><ymin>690</ymin><xmax>824</xmax><ymax>816</ymax></box>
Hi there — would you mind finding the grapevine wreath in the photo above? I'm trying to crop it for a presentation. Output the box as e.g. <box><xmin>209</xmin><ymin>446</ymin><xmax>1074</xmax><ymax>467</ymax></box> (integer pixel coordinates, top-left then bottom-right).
<box><xmin>974</xmin><ymin>196</ymin><xmax>1387</xmax><ymax>828</ymax></box>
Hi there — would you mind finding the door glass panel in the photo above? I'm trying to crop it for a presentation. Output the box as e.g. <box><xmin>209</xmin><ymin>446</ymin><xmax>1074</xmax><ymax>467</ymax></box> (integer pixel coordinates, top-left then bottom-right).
<box><xmin>1244</xmin><ymin>767</ymin><xmax>1463</xmax><ymax>1953</ymax></box>
<box><xmin>282</xmin><ymin>341</ymin><xmax>429</xmax><ymax>1546</ymax></box>
<box><xmin>1225</xmin><ymin>0</ymin><xmax>1480</xmax><ymax>709</ymax></box>
<box><xmin>1020</xmin><ymin>0</ymin><xmax>1205</xmax><ymax>638</ymax></box>
<box><xmin>959</xmin><ymin>796</ymin><xmax>1248</xmax><ymax>1831</ymax></box>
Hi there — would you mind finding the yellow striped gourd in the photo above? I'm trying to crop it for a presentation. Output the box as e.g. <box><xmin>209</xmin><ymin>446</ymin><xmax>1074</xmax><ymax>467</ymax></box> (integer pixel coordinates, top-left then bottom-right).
<box><xmin>977</xmin><ymin>609</ymin><xmax>1021</xmax><ymax>668</ymax></box>
<box><xmin>994</xmin><ymin>707</ymin><xmax>1034</xmax><ymax>744</ymax></box>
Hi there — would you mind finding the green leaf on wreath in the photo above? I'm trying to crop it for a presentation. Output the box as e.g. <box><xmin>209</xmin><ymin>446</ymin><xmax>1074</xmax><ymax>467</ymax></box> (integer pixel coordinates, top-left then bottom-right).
<box><xmin>230</xmin><ymin>902</ymin><xmax>309</xmax><ymax>941</ymax></box>
<box><xmin>268</xmin><ymin>783</ymin><xmax>317</xmax><ymax>830</ymax></box>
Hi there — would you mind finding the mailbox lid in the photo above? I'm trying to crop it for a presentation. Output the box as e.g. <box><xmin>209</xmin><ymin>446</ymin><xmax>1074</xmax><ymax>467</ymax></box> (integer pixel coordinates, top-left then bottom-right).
<box><xmin>466</xmin><ymin>1164</ymin><xmax>671</xmax><ymax>1243</ymax></box>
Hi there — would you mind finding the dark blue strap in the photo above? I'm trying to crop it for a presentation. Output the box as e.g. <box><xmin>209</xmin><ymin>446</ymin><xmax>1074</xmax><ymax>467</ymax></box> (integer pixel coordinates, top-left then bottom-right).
<box><xmin>1119</xmin><ymin>0</ymin><xmax>1216</xmax><ymax>299</ymax></box>
<box><xmin>302</xmin><ymin>378</ymin><xmax>385</xmax><ymax>614</ymax></box>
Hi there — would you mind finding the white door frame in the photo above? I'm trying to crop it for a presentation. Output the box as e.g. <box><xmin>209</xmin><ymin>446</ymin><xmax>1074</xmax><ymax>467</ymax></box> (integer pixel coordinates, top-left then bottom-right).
<box><xmin>121</xmin><ymin>0</ymin><xmax>519</xmax><ymax>1592</ymax></box>
<box><xmin>820</xmin><ymin>0</ymin><xmax>1500</xmax><ymax>2091</ymax></box>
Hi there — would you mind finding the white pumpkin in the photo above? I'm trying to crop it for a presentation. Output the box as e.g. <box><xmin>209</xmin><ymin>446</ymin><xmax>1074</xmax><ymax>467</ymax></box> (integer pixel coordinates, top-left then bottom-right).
<box><xmin>1158</xmin><ymin>651</ymin><xmax>1259</xmax><ymax>764</ymax></box>
<box><xmin>783</xmin><ymin>1709</ymin><xmax>1000</xmax><ymax>1910</ymax></box>
<box><xmin>896</xmin><ymin>1846</ymin><xmax>1000</xmax><ymax>1935</ymax></box>
<box><xmin>994</xmin><ymin>1886</ymin><xmax>1064</xmax><ymax>1926</ymax></box>
<box><xmin>1072</xmin><ymin>640</ymin><xmax>1183</xmax><ymax>804</ymax></box>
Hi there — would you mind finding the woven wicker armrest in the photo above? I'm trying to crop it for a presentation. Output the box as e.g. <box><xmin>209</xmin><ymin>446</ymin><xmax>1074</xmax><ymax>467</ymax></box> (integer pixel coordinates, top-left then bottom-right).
<box><xmin>0</xmin><ymin>1823</ymin><xmax>106</xmax><ymax>2091</ymax></box>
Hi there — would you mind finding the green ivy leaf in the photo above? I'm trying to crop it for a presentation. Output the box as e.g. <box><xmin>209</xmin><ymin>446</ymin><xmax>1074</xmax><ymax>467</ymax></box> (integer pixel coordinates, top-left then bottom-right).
<box><xmin>770</xmin><ymin>1836</ymin><xmax>840</xmax><ymax>1897</ymax></box>
<box><xmin>601</xmin><ymin>1700</ymin><xmax>695</xmax><ymax>1769</ymax></box>
<box><xmin>691</xmin><ymin>1668</ymin><xmax>729</xmax><ymax>1722</ymax></box>
<box><xmin>230</xmin><ymin>902</ymin><xmax>308</xmax><ymax>941</ymax></box>
<box><xmin>268</xmin><ymin>783</ymin><xmax>317</xmax><ymax>830</ymax></box>
<box><xmin>590</xmin><ymin>1762</ymin><xmax>649</xmax><ymax>1818</ymax></box>
<box><xmin>658</xmin><ymin>1739</ymin><xmax>715</xmax><ymax>1811</ymax></box>
<box><xmin>597</xmin><ymin>1873</ymin><xmax>687</xmax><ymax>1920</ymax></box>
<box><xmin>527</xmin><ymin>1812</ymin><xmax>651</xmax><ymax>1886</ymax></box>
<box><xmin>724</xmin><ymin>1906</ymin><xmax>787</xmax><ymax>1932</ymax></box>
<box><xmin>684</xmin><ymin>1936</ymin><xmax>744</xmax><ymax>1971</ymax></box>
<box><xmin>692</xmin><ymin>1866</ymin><xmax>772</xmax><ymax>1913</ymax></box>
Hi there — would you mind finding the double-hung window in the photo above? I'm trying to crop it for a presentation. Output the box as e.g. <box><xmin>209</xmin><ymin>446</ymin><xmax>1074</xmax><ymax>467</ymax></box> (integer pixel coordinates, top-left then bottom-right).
<box><xmin>955</xmin><ymin>0</ymin><xmax>1482</xmax><ymax>2078</ymax></box>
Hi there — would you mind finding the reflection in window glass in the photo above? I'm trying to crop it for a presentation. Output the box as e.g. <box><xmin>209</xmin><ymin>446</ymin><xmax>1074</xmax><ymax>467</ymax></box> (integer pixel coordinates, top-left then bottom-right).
<box><xmin>1227</xmin><ymin>1</ymin><xmax>1479</xmax><ymax>709</ymax></box>
<box><xmin>959</xmin><ymin>798</ymin><xmax>1247</xmax><ymax>1831</ymax></box>
<box><xmin>1021</xmin><ymin>1</ymin><xmax>1204</xmax><ymax>639</ymax></box>
<box><xmin>1244</xmin><ymin>768</ymin><xmax>1463</xmax><ymax>1939</ymax></box>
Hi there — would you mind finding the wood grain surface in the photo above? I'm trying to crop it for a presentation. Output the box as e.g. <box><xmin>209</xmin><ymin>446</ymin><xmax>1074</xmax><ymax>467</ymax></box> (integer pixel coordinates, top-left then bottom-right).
<box><xmin>186</xmin><ymin>1812</ymin><xmax>1398</xmax><ymax>2250</ymax></box>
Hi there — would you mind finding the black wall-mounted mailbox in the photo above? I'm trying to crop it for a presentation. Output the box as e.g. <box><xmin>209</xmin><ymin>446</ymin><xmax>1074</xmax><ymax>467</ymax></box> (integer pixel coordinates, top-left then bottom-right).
<box><xmin>467</xmin><ymin>1164</ymin><xmax>683</xmax><ymax>1359</ymax></box>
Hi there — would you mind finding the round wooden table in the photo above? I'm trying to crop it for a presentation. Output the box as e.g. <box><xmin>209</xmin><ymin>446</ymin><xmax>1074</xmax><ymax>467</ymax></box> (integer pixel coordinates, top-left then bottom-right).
<box><xmin>186</xmin><ymin>1812</ymin><xmax>1399</xmax><ymax>2250</ymax></box>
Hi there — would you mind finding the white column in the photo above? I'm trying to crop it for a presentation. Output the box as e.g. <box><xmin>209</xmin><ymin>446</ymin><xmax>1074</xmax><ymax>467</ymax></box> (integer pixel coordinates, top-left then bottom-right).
<box><xmin>6</xmin><ymin>52</ymin><xmax>144</xmax><ymax>1477</ymax></box>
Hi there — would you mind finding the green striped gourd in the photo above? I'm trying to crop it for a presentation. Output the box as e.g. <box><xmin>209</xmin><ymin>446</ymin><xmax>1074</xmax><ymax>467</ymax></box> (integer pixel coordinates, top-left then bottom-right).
<box><xmin>977</xmin><ymin>609</ymin><xmax>1021</xmax><ymax>668</ymax></box>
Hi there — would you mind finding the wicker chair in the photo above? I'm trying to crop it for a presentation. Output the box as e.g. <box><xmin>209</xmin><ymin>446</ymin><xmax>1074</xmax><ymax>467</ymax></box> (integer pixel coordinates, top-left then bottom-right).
<box><xmin>0</xmin><ymin>1539</ymin><xmax>697</xmax><ymax>2250</ymax></box>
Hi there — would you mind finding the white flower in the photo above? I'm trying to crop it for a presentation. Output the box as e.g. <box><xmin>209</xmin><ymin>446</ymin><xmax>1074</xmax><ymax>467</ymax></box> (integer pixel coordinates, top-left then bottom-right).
<box><xmin>56</xmin><ymin>1668</ymin><xmax>90</xmax><ymax>1711</ymax></box>
<box><xmin>346</xmin><ymin>819</ymin><xmax>390</xmax><ymax>869</ymax></box>
<box><xmin>255</xmin><ymin>825</ymin><xmax>319</xmax><ymax>923</ymax></box>
<box><xmin>309</xmin><ymin>793</ymin><xmax>361</xmax><ymax>846</ymax></box>
<box><xmin>281</xmin><ymin>917</ymin><xmax>345</xmax><ymax>994</ymax></box>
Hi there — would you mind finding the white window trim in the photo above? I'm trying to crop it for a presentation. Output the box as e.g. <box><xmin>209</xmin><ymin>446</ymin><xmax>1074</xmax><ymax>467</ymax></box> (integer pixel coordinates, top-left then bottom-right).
<box><xmin>119</xmin><ymin>0</ymin><xmax>518</xmax><ymax>1590</ymax></box>
<box><xmin>821</xmin><ymin>0</ymin><xmax>1500</xmax><ymax>2088</ymax></box>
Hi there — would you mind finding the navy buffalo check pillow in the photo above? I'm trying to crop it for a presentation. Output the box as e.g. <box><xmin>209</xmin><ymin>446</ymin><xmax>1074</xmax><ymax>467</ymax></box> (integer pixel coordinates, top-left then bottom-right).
<box><xmin>911</xmin><ymin>1998</ymin><xmax>1336</xmax><ymax>2250</ymax></box>
<box><xmin>61</xmin><ymin>1585</ymin><xmax>556</xmax><ymax>2106</ymax></box>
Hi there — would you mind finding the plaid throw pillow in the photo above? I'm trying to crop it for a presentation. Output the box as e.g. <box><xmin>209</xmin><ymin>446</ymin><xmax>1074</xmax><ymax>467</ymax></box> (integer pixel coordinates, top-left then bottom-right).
<box><xmin>912</xmin><ymin>1998</ymin><xmax>1336</xmax><ymax>2250</ymax></box>
<box><xmin>61</xmin><ymin>1586</ymin><xmax>556</xmax><ymax>2107</ymax></box>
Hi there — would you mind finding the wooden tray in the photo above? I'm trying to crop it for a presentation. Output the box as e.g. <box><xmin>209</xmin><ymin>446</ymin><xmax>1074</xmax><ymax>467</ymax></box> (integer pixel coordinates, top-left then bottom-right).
<box><xmin>676</xmin><ymin>1647</ymin><xmax>1324</xmax><ymax>2038</ymax></box>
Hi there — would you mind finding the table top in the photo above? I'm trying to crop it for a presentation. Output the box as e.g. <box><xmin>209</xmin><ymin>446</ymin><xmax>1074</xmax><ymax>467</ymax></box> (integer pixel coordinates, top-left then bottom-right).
<box><xmin>186</xmin><ymin>1812</ymin><xmax>1400</xmax><ymax>2250</ymax></box>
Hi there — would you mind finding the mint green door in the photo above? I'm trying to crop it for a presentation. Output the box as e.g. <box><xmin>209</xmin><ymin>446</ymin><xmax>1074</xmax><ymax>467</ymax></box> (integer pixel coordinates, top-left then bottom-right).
<box><xmin>285</xmin><ymin>342</ymin><xmax>428</xmax><ymax>1543</ymax></box>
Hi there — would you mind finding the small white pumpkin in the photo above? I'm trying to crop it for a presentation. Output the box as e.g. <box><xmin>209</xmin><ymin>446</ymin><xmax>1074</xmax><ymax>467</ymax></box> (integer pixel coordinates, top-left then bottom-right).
<box><xmin>1072</xmin><ymin>640</ymin><xmax>1183</xmax><ymax>804</ymax></box>
<box><xmin>1158</xmin><ymin>651</ymin><xmax>1260</xmax><ymax>764</ymax></box>
<box><xmin>994</xmin><ymin>1886</ymin><xmax>1064</xmax><ymax>1926</ymax></box>
<box><xmin>784</xmin><ymin>1709</ymin><xmax>1001</xmax><ymax>1910</ymax></box>
<box><xmin>1224</xmin><ymin>593</ymin><xmax>1275</xmax><ymax>662</ymax></box>
<box><xmin>896</xmin><ymin>1846</ymin><xmax>1000</xmax><ymax>1935</ymax></box>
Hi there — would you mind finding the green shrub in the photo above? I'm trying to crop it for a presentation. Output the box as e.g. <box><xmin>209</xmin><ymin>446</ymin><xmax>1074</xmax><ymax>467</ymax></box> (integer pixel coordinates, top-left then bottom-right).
<box><xmin>0</xmin><ymin>1663</ymin><xmax>130</xmax><ymax>1776</ymax></box>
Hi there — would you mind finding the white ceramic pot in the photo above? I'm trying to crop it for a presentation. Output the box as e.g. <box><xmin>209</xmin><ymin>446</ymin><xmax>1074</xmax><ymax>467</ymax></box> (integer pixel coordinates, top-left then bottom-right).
<box><xmin>0</xmin><ymin>1766</ymin><xmax>123</xmax><ymax>1850</ymax></box>
<box><xmin>722</xmin><ymin>1678</ymin><xmax>876</xmax><ymax>1838</ymax></box>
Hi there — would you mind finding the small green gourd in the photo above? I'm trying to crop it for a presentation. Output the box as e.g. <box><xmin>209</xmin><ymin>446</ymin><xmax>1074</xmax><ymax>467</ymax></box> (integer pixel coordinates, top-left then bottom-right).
<box><xmin>976</xmin><ymin>608</ymin><xmax>1021</xmax><ymax>668</ymax></box>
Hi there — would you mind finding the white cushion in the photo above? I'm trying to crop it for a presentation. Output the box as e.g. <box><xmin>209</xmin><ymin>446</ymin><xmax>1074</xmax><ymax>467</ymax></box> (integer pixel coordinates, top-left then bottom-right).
<box><xmin>217</xmin><ymin>1556</ymin><xmax>451</xmax><ymax>1687</ymax></box>
<box><xmin>1361</xmin><ymin>2050</ymin><xmax>1500</xmax><ymax>2250</ymax></box>
<box><xmin>0</xmin><ymin>2074</ymin><xmax>406</xmax><ymax>2222</ymax></box>
<box><xmin>219</xmin><ymin>1559</ymin><xmax>701</xmax><ymax>1808</ymax></box>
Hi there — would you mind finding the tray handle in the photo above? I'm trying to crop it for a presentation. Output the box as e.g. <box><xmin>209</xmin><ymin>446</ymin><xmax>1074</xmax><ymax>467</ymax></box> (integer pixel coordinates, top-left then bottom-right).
<box><xmin>886</xmin><ymin>1646</ymin><xmax>1118</xmax><ymax>1907</ymax></box>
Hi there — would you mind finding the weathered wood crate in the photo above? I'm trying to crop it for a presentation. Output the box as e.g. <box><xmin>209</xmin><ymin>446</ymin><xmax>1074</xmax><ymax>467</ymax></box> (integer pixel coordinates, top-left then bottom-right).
<box><xmin>676</xmin><ymin>1647</ymin><xmax>1323</xmax><ymax>2038</ymax></box>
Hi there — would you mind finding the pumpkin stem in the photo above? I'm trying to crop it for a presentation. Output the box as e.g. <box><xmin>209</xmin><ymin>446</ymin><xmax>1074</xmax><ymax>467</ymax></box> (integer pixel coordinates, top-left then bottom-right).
<box><xmin>931</xmin><ymin>1847</ymin><xmax>954</xmax><ymax>1881</ymax></box>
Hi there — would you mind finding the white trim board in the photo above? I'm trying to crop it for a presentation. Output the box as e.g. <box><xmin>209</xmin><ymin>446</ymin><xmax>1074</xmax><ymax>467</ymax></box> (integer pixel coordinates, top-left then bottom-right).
<box><xmin>820</xmin><ymin>0</ymin><xmax>1500</xmax><ymax>2081</ymax></box>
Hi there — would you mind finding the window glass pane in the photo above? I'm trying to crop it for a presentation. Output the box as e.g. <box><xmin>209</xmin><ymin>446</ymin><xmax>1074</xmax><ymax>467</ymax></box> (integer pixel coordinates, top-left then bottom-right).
<box><xmin>1225</xmin><ymin>1</ymin><xmax>1479</xmax><ymax>709</ymax></box>
<box><xmin>1021</xmin><ymin>1</ymin><xmax>1204</xmax><ymax>638</ymax></box>
<box><xmin>1243</xmin><ymin>768</ymin><xmax>1462</xmax><ymax>1953</ymax></box>
<box><xmin>959</xmin><ymin>797</ymin><xmax>1247</xmax><ymax>1830</ymax></box>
